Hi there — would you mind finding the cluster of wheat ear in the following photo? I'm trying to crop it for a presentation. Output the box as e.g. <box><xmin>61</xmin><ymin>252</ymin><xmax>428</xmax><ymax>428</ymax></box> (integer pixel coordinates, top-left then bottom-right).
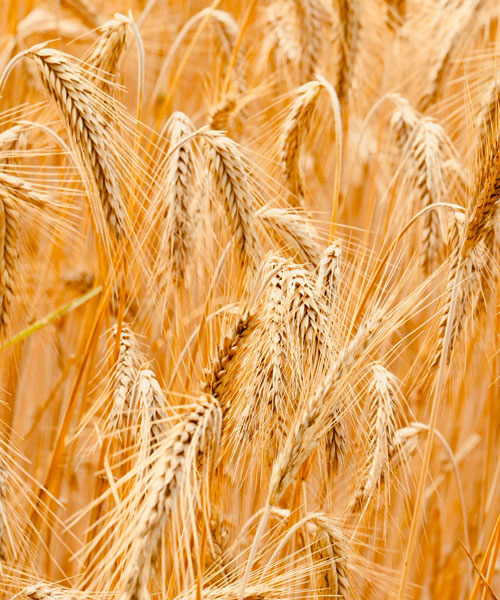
<box><xmin>0</xmin><ymin>1</ymin><xmax>500</xmax><ymax>599</ymax></box>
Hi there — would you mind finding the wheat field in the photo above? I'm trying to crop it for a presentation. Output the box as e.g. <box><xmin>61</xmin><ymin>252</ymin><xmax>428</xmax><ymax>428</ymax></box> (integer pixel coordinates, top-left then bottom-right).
<box><xmin>0</xmin><ymin>1</ymin><xmax>499</xmax><ymax>599</ymax></box>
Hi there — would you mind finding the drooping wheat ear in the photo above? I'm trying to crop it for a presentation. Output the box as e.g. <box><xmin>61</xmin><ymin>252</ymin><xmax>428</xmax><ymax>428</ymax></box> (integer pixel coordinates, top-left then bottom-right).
<box><xmin>279</xmin><ymin>81</ymin><xmax>321</xmax><ymax>207</ymax></box>
<box><xmin>24</xmin><ymin>583</ymin><xmax>86</xmax><ymax>600</ymax></box>
<box><xmin>0</xmin><ymin>193</ymin><xmax>19</xmax><ymax>335</ymax></box>
<box><xmin>256</xmin><ymin>207</ymin><xmax>321</xmax><ymax>269</ymax></box>
<box><xmin>292</xmin><ymin>0</ymin><xmax>324</xmax><ymax>80</ymax></box>
<box><xmin>0</xmin><ymin>171</ymin><xmax>52</xmax><ymax>210</ymax></box>
<box><xmin>87</xmin><ymin>14</ymin><xmax>129</xmax><ymax>93</ymax></box>
<box><xmin>419</xmin><ymin>0</ymin><xmax>485</xmax><ymax>111</ymax></box>
<box><xmin>476</xmin><ymin>75</ymin><xmax>500</xmax><ymax>159</ymax></box>
<box><xmin>108</xmin><ymin>323</ymin><xmax>144</xmax><ymax>432</ymax></box>
<box><xmin>354</xmin><ymin>363</ymin><xmax>399</xmax><ymax>506</ymax></box>
<box><xmin>121</xmin><ymin>394</ymin><xmax>222</xmax><ymax>600</ymax></box>
<box><xmin>433</xmin><ymin>133</ymin><xmax>500</xmax><ymax>369</ymax></box>
<box><xmin>265</xmin><ymin>1</ymin><xmax>301</xmax><ymax>70</ymax></box>
<box><xmin>157</xmin><ymin>111</ymin><xmax>196</xmax><ymax>288</ymax></box>
<box><xmin>409</xmin><ymin>119</ymin><xmax>448</xmax><ymax>275</ymax></box>
<box><xmin>27</xmin><ymin>46</ymin><xmax>125</xmax><ymax>239</ymax></box>
<box><xmin>335</xmin><ymin>0</ymin><xmax>360</xmax><ymax>106</ymax></box>
<box><xmin>0</xmin><ymin>125</ymin><xmax>27</xmax><ymax>158</ymax></box>
<box><xmin>201</xmin><ymin>313</ymin><xmax>253</xmax><ymax>414</ymax></box>
<box><xmin>309</xmin><ymin>516</ymin><xmax>350</xmax><ymax>600</ymax></box>
<box><xmin>269</xmin><ymin>317</ymin><xmax>379</xmax><ymax>504</ymax></box>
<box><xmin>316</xmin><ymin>240</ymin><xmax>342</xmax><ymax>307</ymax></box>
<box><xmin>133</xmin><ymin>368</ymin><xmax>169</xmax><ymax>457</ymax></box>
<box><xmin>0</xmin><ymin>457</ymin><xmax>7</xmax><ymax>560</ymax></box>
<box><xmin>205</xmin><ymin>133</ymin><xmax>261</xmax><ymax>272</ymax></box>
<box><xmin>385</xmin><ymin>0</ymin><xmax>406</xmax><ymax>30</ymax></box>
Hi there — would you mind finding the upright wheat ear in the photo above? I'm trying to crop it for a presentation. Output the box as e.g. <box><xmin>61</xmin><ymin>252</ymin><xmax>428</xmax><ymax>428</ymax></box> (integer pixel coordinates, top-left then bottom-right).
<box><xmin>476</xmin><ymin>75</ymin><xmax>500</xmax><ymax>158</ymax></box>
<box><xmin>108</xmin><ymin>323</ymin><xmax>144</xmax><ymax>433</ymax></box>
<box><xmin>433</xmin><ymin>131</ymin><xmax>500</xmax><ymax>369</ymax></box>
<box><xmin>0</xmin><ymin>457</ymin><xmax>7</xmax><ymax>559</ymax></box>
<box><xmin>408</xmin><ymin>119</ymin><xmax>448</xmax><ymax>275</ymax></box>
<box><xmin>316</xmin><ymin>241</ymin><xmax>342</xmax><ymax>306</ymax></box>
<box><xmin>157</xmin><ymin>111</ymin><xmax>195</xmax><ymax>287</ymax></box>
<box><xmin>121</xmin><ymin>394</ymin><xmax>222</xmax><ymax>600</ymax></box>
<box><xmin>292</xmin><ymin>0</ymin><xmax>323</xmax><ymax>80</ymax></box>
<box><xmin>279</xmin><ymin>81</ymin><xmax>321</xmax><ymax>207</ymax></box>
<box><xmin>205</xmin><ymin>133</ymin><xmax>261</xmax><ymax>272</ymax></box>
<box><xmin>309</xmin><ymin>516</ymin><xmax>350</xmax><ymax>600</ymax></box>
<box><xmin>354</xmin><ymin>363</ymin><xmax>399</xmax><ymax>505</ymax></box>
<box><xmin>335</xmin><ymin>0</ymin><xmax>360</xmax><ymax>107</ymax></box>
<box><xmin>27</xmin><ymin>46</ymin><xmax>125</xmax><ymax>239</ymax></box>
<box><xmin>0</xmin><ymin>194</ymin><xmax>19</xmax><ymax>335</ymax></box>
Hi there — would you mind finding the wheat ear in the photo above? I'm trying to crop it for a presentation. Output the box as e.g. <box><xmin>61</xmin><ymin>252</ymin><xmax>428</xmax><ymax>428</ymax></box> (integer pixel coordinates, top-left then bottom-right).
<box><xmin>121</xmin><ymin>394</ymin><xmax>222</xmax><ymax>600</ymax></box>
<box><xmin>0</xmin><ymin>193</ymin><xmax>19</xmax><ymax>335</ymax></box>
<box><xmin>292</xmin><ymin>0</ymin><xmax>323</xmax><ymax>80</ymax></box>
<box><xmin>419</xmin><ymin>0</ymin><xmax>484</xmax><ymax>110</ymax></box>
<box><xmin>108</xmin><ymin>323</ymin><xmax>144</xmax><ymax>432</ymax></box>
<box><xmin>157</xmin><ymin>111</ymin><xmax>196</xmax><ymax>287</ymax></box>
<box><xmin>0</xmin><ymin>457</ymin><xmax>7</xmax><ymax>560</ymax></box>
<box><xmin>87</xmin><ymin>13</ymin><xmax>129</xmax><ymax>93</ymax></box>
<box><xmin>256</xmin><ymin>207</ymin><xmax>321</xmax><ymax>269</ymax></box>
<box><xmin>201</xmin><ymin>313</ymin><xmax>253</xmax><ymax>414</ymax></box>
<box><xmin>335</xmin><ymin>0</ymin><xmax>360</xmax><ymax>107</ymax></box>
<box><xmin>265</xmin><ymin>2</ymin><xmax>301</xmax><ymax>69</ymax></box>
<box><xmin>408</xmin><ymin>119</ymin><xmax>448</xmax><ymax>275</ymax></box>
<box><xmin>269</xmin><ymin>317</ymin><xmax>379</xmax><ymax>504</ymax></box>
<box><xmin>205</xmin><ymin>133</ymin><xmax>260</xmax><ymax>272</ymax></box>
<box><xmin>433</xmin><ymin>132</ymin><xmax>500</xmax><ymax>369</ymax></box>
<box><xmin>27</xmin><ymin>46</ymin><xmax>125</xmax><ymax>239</ymax></box>
<box><xmin>310</xmin><ymin>516</ymin><xmax>350</xmax><ymax>600</ymax></box>
<box><xmin>316</xmin><ymin>241</ymin><xmax>342</xmax><ymax>306</ymax></box>
<box><xmin>354</xmin><ymin>363</ymin><xmax>399</xmax><ymax>505</ymax></box>
<box><xmin>279</xmin><ymin>81</ymin><xmax>321</xmax><ymax>207</ymax></box>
